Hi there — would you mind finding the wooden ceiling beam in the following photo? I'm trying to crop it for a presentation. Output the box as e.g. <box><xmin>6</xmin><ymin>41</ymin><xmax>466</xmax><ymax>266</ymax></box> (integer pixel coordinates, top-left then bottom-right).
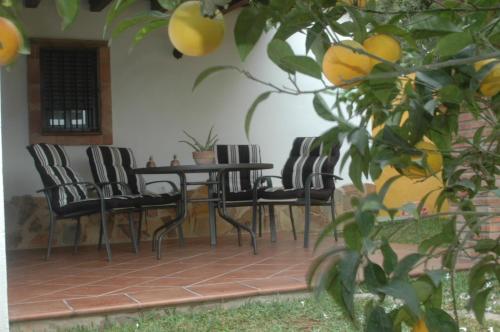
<box><xmin>23</xmin><ymin>0</ymin><xmax>42</xmax><ymax>8</ymax></box>
<box><xmin>89</xmin><ymin>0</ymin><xmax>113</xmax><ymax>12</ymax></box>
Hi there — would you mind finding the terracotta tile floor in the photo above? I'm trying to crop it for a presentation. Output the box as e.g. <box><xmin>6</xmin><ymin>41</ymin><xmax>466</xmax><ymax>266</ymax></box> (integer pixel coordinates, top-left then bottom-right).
<box><xmin>7</xmin><ymin>233</ymin><xmax>472</xmax><ymax>323</ymax></box>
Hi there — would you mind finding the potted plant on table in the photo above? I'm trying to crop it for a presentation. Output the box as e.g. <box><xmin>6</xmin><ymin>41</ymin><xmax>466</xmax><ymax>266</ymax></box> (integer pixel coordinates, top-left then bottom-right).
<box><xmin>179</xmin><ymin>126</ymin><xmax>218</xmax><ymax>165</ymax></box>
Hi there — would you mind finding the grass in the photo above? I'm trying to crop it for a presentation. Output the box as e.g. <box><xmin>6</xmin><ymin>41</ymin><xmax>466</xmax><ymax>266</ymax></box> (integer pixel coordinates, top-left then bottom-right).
<box><xmin>374</xmin><ymin>218</ymin><xmax>444</xmax><ymax>244</ymax></box>
<box><xmin>69</xmin><ymin>294</ymin><xmax>499</xmax><ymax>332</ymax></box>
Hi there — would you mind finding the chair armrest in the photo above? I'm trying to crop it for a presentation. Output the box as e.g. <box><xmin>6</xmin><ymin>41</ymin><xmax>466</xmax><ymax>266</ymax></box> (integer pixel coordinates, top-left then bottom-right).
<box><xmin>37</xmin><ymin>181</ymin><xmax>106</xmax><ymax>201</ymax></box>
<box><xmin>145</xmin><ymin>180</ymin><xmax>179</xmax><ymax>193</ymax></box>
<box><xmin>252</xmin><ymin>175</ymin><xmax>282</xmax><ymax>190</ymax></box>
<box><xmin>304</xmin><ymin>172</ymin><xmax>342</xmax><ymax>199</ymax></box>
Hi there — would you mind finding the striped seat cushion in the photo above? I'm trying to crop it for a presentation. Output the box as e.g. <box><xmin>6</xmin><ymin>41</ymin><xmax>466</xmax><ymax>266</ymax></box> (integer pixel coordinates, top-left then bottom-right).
<box><xmin>215</xmin><ymin>145</ymin><xmax>262</xmax><ymax>193</ymax></box>
<box><xmin>86</xmin><ymin>145</ymin><xmax>146</xmax><ymax>197</ymax></box>
<box><xmin>27</xmin><ymin>143</ymin><xmax>89</xmax><ymax>208</ymax></box>
<box><xmin>282</xmin><ymin>137</ymin><xmax>340</xmax><ymax>190</ymax></box>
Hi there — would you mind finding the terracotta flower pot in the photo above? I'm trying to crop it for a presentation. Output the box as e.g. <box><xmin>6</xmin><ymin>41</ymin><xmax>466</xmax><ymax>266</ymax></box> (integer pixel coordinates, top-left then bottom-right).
<box><xmin>192</xmin><ymin>150</ymin><xmax>215</xmax><ymax>165</ymax></box>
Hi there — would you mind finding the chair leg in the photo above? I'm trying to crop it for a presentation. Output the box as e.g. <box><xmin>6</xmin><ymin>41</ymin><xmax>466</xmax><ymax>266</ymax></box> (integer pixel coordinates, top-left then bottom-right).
<box><xmin>100</xmin><ymin>211</ymin><xmax>112</xmax><ymax>261</ymax></box>
<box><xmin>289</xmin><ymin>205</ymin><xmax>297</xmax><ymax>241</ymax></box>
<box><xmin>269</xmin><ymin>205</ymin><xmax>277</xmax><ymax>243</ymax></box>
<box><xmin>98</xmin><ymin>220</ymin><xmax>103</xmax><ymax>251</ymax></box>
<box><xmin>73</xmin><ymin>217</ymin><xmax>81</xmax><ymax>254</ymax></box>
<box><xmin>304</xmin><ymin>201</ymin><xmax>311</xmax><ymax>248</ymax></box>
<box><xmin>330</xmin><ymin>201</ymin><xmax>338</xmax><ymax>241</ymax></box>
<box><xmin>137</xmin><ymin>210</ymin><xmax>143</xmax><ymax>248</ymax></box>
<box><xmin>237</xmin><ymin>226</ymin><xmax>242</xmax><ymax>246</ymax></box>
<box><xmin>177</xmin><ymin>224</ymin><xmax>185</xmax><ymax>247</ymax></box>
<box><xmin>46</xmin><ymin>213</ymin><xmax>57</xmax><ymax>260</ymax></box>
<box><xmin>128</xmin><ymin>212</ymin><xmax>139</xmax><ymax>254</ymax></box>
<box><xmin>258</xmin><ymin>206</ymin><xmax>263</xmax><ymax>238</ymax></box>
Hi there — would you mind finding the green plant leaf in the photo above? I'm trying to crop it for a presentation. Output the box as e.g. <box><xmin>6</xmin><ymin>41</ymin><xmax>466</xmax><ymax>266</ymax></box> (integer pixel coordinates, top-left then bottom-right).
<box><xmin>424</xmin><ymin>308</ymin><xmax>458</xmax><ymax>332</ymax></box>
<box><xmin>381</xmin><ymin>240</ymin><xmax>398</xmax><ymax>275</ymax></box>
<box><xmin>343</xmin><ymin>222</ymin><xmax>363</xmax><ymax>251</ymax></box>
<box><xmin>471</xmin><ymin>287</ymin><xmax>493</xmax><ymax>324</ymax></box>
<box><xmin>156</xmin><ymin>0</ymin><xmax>181</xmax><ymax>11</ymax></box>
<box><xmin>280</xmin><ymin>56</ymin><xmax>322</xmax><ymax>79</ymax></box>
<box><xmin>55</xmin><ymin>0</ymin><xmax>80</xmax><ymax>30</ymax></box>
<box><xmin>104</xmin><ymin>0</ymin><xmax>138</xmax><ymax>35</ymax></box>
<box><xmin>131</xmin><ymin>18</ymin><xmax>168</xmax><ymax>48</ymax></box>
<box><xmin>193</xmin><ymin>66</ymin><xmax>236</xmax><ymax>91</ymax></box>
<box><xmin>267</xmin><ymin>39</ymin><xmax>295</xmax><ymax>73</ymax></box>
<box><xmin>365</xmin><ymin>306</ymin><xmax>393</xmax><ymax>332</ymax></box>
<box><xmin>377</xmin><ymin>280</ymin><xmax>421</xmax><ymax>317</ymax></box>
<box><xmin>245</xmin><ymin>92</ymin><xmax>272</xmax><ymax>138</ymax></box>
<box><xmin>111</xmin><ymin>12</ymin><xmax>155</xmax><ymax>40</ymax></box>
<box><xmin>436</xmin><ymin>31</ymin><xmax>472</xmax><ymax>58</ymax></box>
<box><xmin>313</xmin><ymin>94</ymin><xmax>335</xmax><ymax>121</ymax></box>
<box><xmin>363</xmin><ymin>261</ymin><xmax>387</xmax><ymax>290</ymax></box>
<box><xmin>200</xmin><ymin>0</ymin><xmax>231</xmax><ymax>17</ymax></box>
<box><xmin>234</xmin><ymin>7</ymin><xmax>267</xmax><ymax>61</ymax></box>
<box><xmin>392</xmin><ymin>254</ymin><xmax>422</xmax><ymax>280</ymax></box>
<box><xmin>339</xmin><ymin>251</ymin><xmax>361</xmax><ymax>320</ymax></box>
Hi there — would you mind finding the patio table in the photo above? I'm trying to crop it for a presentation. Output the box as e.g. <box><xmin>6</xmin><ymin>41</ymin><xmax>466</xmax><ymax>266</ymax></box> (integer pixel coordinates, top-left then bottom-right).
<box><xmin>134</xmin><ymin>163</ymin><xmax>273</xmax><ymax>258</ymax></box>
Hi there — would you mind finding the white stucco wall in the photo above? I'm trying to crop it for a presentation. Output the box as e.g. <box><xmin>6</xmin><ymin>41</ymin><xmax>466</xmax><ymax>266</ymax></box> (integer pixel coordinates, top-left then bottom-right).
<box><xmin>1</xmin><ymin>1</ymin><xmax>349</xmax><ymax>200</ymax></box>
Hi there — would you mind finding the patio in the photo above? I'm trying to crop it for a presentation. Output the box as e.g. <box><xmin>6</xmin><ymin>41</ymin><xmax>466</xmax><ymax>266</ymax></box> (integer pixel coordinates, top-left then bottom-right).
<box><xmin>8</xmin><ymin>232</ymin><xmax>473</xmax><ymax>327</ymax></box>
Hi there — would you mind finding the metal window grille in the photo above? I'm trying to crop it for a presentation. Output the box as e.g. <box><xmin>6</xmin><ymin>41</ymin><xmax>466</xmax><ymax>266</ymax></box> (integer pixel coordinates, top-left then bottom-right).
<box><xmin>40</xmin><ymin>47</ymin><xmax>100</xmax><ymax>133</ymax></box>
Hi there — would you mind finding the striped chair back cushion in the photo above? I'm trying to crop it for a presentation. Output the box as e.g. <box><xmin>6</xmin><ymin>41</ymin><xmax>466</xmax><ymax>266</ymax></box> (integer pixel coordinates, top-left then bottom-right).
<box><xmin>27</xmin><ymin>143</ymin><xmax>88</xmax><ymax>208</ymax></box>
<box><xmin>215</xmin><ymin>145</ymin><xmax>262</xmax><ymax>192</ymax></box>
<box><xmin>86</xmin><ymin>145</ymin><xmax>145</xmax><ymax>197</ymax></box>
<box><xmin>282</xmin><ymin>137</ymin><xmax>340</xmax><ymax>190</ymax></box>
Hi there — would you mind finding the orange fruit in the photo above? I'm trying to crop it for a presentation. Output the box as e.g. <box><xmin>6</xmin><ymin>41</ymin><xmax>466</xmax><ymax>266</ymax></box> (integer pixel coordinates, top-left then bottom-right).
<box><xmin>474</xmin><ymin>59</ymin><xmax>500</xmax><ymax>97</ymax></box>
<box><xmin>0</xmin><ymin>17</ymin><xmax>22</xmax><ymax>66</ymax></box>
<box><xmin>412</xmin><ymin>319</ymin><xmax>429</xmax><ymax>332</ymax></box>
<box><xmin>168</xmin><ymin>1</ymin><xmax>225</xmax><ymax>57</ymax></box>
<box><xmin>322</xmin><ymin>40</ymin><xmax>372</xmax><ymax>89</ymax></box>
<box><xmin>363</xmin><ymin>34</ymin><xmax>401</xmax><ymax>66</ymax></box>
<box><xmin>401</xmin><ymin>140</ymin><xmax>443</xmax><ymax>179</ymax></box>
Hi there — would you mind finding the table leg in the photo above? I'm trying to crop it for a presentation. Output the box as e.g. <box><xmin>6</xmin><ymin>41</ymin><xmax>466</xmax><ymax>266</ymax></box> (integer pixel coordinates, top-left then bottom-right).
<box><xmin>208</xmin><ymin>172</ymin><xmax>217</xmax><ymax>246</ymax></box>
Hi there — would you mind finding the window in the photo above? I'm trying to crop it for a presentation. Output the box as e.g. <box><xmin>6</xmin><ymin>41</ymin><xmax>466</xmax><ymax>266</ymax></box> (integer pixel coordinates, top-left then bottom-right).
<box><xmin>28</xmin><ymin>39</ymin><xmax>112</xmax><ymax>145</ymax></box>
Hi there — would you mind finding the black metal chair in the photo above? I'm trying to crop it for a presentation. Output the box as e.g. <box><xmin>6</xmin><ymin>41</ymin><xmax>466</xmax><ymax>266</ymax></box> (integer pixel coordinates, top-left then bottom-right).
<box><xmin>215</xmin><ymin>144</ymin><xmax>295</xmax><ymax>248</ymax></box>
<box><xmin>86</xmin><ymin>145</ymin><xmax>184</xmax><ymax>249</ymax></box>
<box><xmin>251</xmin><ymin>137</ymin><xmax>342</xmax><ymax>248</ymax></box>
<box><xmin>27</xmin><ymin>143</ymin><xmax>142</xmax><ymax>261</ymax></box>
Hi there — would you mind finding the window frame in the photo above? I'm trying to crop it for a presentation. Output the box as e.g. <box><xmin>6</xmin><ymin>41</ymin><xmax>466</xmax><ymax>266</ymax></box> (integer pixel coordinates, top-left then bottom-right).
<box><xmin>28</xmin><ymin>38</ymin><xmax>113</xmax><ymax>145</ymax></box>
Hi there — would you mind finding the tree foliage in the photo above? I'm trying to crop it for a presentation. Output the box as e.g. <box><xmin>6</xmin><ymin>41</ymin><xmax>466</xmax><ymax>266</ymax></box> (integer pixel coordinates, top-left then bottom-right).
<box><xmin>2</xmin><ymin>0</ymin><xmax>499</xmax><ymax>330</ymax></box>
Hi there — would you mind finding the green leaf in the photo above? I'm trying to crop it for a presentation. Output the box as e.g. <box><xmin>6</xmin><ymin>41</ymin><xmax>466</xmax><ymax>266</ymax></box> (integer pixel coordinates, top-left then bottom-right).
<box><xmin>104</xmin><ymin>0</ymin><xmax>137</xmax><ymax>35</ymax></box>
<box><xmin>471</xmin><ymin>287</ymin><xmax>493</xmax><ymax>324</ymax></box>
<box><xmin>365</xmin><ymin>306</ymin><xmax>393</xmax><ymax>332</ymax></box>
<box><xmin>377</xmin><ymin>280</ymin><xmax>421</xmax><ymax>317</ymax></box>
<box><xmin>339</xmin><ymin>251</ymin><xmax>361</xmax><ymax>320</ymax></box>
<box><xmin>436</xmin><ymin>31</ymin><xmax>472</xmax><ymax>58</ymax></box>
<box><xmin>280</xmin><ymin>56</ymin><xmax>322</xmax><ymax>79</ymax></box>
<box><xmin>364</xmin><ymin>261</ymin><xmax>387</xmax><ymax>290</ymax></box>
<box><xmin>424</xmin><ymin>308</ymin><xmax>458</xmax><ymax>332</ymax></box>
<box><xmin>474</xmin><ymin>238</ymin><xmax>498</xmax><ymax>253</ymax></box>
<box><xmin>267</xmin><ymin>39</ymin><xmax>295</xmax><ymax>73</ymax></box>
<box><xmin>193</xmin><ymin>66</ymin><xmax>235</xmax><ymax>91</ymax></box>
<box><xmin>343</xmin><ymin>222</ymin><xmax>363</xmax><ymax>251</ymax></box>
<box><xmin>55</xmin><ymin>0</ymin><xmax>80</xmax><ymax>30</ymax></box>
<box><xmin>111</xmin><ymin>12</ymin><xmax>155</xmax><ymax>40</ymax></box>
<box><xmin>381</xmin><ymin>240</ymin><xmax>398</xmax><ymax>275</ymax></box>
<box><xmin>350</xmin><ymin>128</ymin><xmax>369</xmax><ymax>154</ymax></box>
<box><xmin>393</xmin><ymin>254</ymin><xmax>422</xmax><ymax>280</ymax></box>
<box><xmin>244</xmin><ymin>92</ymin><xmax>272</xmax><ymax>138</ymax></box>
<box><xmin>349</xmin><ymin>154</ymin><xmax>364</xmax><ymax>191</ymax></box>
<box><xmin>314</xmin><ymin>211</ymin><xmax>354</xmax><ymax>251</ymax></box>
<box><xmin>273</xmin><ymin>9</ymin><xmax>313</xmax><ymax>41</ymax></box>
<box><xmin>412</xmin><ymin>279</ymin><xmax>434</xmax><ymax>303</ymax></box>
<box><xmin>131</xmin><ymin>19</ymin><xmax>168</xmax><ymax>48</ymax></box>
<box><xmin>234</xmin><ymin>7</ymin><xmax>267</xmax><ymax>61</ymax></box>
<box><xmin>439</xmin><ymin>85</ymin><xmax>463</xmax><ymax>104</ymax></box>
<box><xmin>156</xmin><ymin>0</ymin><xmax>181</xmax><ymax>11</ymax></box>
<box><xmin>409</xmin><ymin>14</ymin><xmax>462</xmax><ymax>38</ymax></box>
<box><xmin>425</xmin><ymin>270</ymin><xmax>445</xmax><ymax>288</ymax></box>
<box><xmin>200</xmin><ymin>0</ymin><xmax>231</xmax><ymax>17</ymax></box>
<box><xmin>313</xmin><ymin>94</ymin><xmax>335</xmax><ymax>121</ymax></box>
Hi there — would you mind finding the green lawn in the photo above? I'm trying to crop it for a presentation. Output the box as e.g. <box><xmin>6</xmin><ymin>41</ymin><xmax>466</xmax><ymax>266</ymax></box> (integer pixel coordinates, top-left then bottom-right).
<box><xmin>70</xmin><ymin>293</ymin><xmax>499</xmax><ymax>332</ymax></box>
<box><xmin>375</xmin><ymin>218</ymin><xmax>443</xmax><ymax>244</ymax></box>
